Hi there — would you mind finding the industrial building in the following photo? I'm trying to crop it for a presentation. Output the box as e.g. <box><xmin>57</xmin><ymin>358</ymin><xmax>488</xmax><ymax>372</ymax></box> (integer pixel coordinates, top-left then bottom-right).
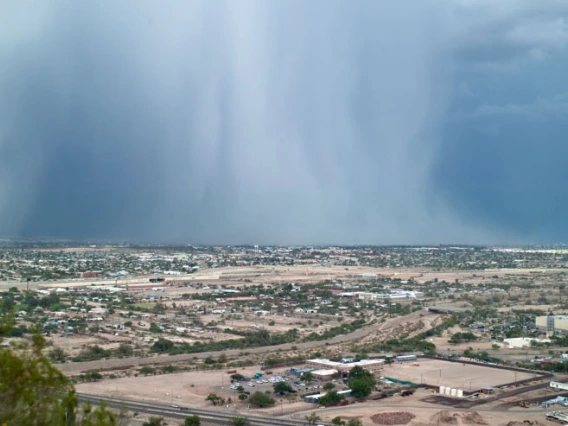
<box><xmin>536</xmin><ymin>315</ymin><xmax>568</xmax><ymax>335</ymax></box>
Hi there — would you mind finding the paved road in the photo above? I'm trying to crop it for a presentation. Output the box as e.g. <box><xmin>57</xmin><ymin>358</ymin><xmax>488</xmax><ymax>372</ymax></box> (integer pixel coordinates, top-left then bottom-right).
<box><xmin>79</xmin><ymin>393</ymin><xmax>321</xmax><ymax>425</ymax></box>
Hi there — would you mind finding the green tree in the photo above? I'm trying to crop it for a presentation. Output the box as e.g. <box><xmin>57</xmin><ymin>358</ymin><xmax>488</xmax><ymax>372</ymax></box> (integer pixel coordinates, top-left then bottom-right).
<box><xmin>184</xmin><ymin>414</ymin><xmax>201</xmax><ymax>426</ymax></box>
<box><xmin>346</xmin><ymin>419</ymin><xmax>363</xmax><ymax>426</ymax></box>
<box><xmin>48</xmin><ymin>346</ymin><xmax>68</xmax><ymax>363</ymax></box>
<box><xmin>149</xmin><ymin>322</ymin><xmax>162</xmax><ymax>333</ymax></box>
<box><xmin>348</xmin><ymin>366</ymin><xmax>374</xmax><ymax>399</ymax></box>
<box><xmin>143</xmin><ymin>416</ymin><xmax>166</xmax><ymax>426</ymax></box>
<box><xmin>305</xmin><ymin>412</ymin><xmax>321</xmax><ymax>425</ymax></box>
<box><xmin>161</xmin><ymin>365</ymin><xmax>176</xmax><ymax>374</ymax></box>
<box><xmin>231</xmin><ymin>373</ymin><xmax>245</xmax><ymax>382</ymax></box>
<box><xmin>318</xmin><ymin>390</ymin><xmax>345</xmax><ymax>407</ymax></box>
<box><xmin>231</xmin><ymin>417</ymin><xmax>248</xmax><ymax>426</ymax></box>
<box><xmin>323</xmin><ymin>382</ymin><xmax>335</xmax><ymax>391</ymax></box>
<box><xmin>115</xmin><ymin>343</ymin><xmax>133</xmax><ymax>357</ymax></box>
<box><xmin>139</xmin><ymin>366</ymin><xmax>155</xmax><ymax>376</ymax></box>
<box><xmin>80</xmin><ymin>402</ymin><xmax>119</xmax><ymax>426</ymax></box>
<box><xmin>332</xmin><ymin>416</ymin><xmax>346</xmax><ymax>425</ymax></box>
<box><xmin>0</xmin><ymin>315</ymin><xmax>118</xmax><ymax>425</ymax></box>
<box><xmin>348</xmin><ymin>366</ymin><xmax>372</xmax><ymax>380</ymax></box>
<box><xmin>349</xmin><ymin>377</ymin><xmax>373</xmax><ymax>399</ymax></box>
<box><xmin>151</xmin><ymin>338</ymin><xmax>174</xmax><ymax>353</ymax></box>
<box><xmin>152</xmin><ymin>303</ymin><xmax>166</xmax><ymax>314</ymax></box>
<box><xmin>0</xmin><ymin>326</ymin><xmax>76</xmax><ymax>425</ymax></box>
<box><xmin>300</xmin><ymin>371</ymin><xmax>314</xmax><ymax>384</ymax></box>
<box><xmin>273</xmin><ymin>381</ymin><xmax>294</xmax><ymax>395</ymax></box>
<box><xmin>87</xmin><ymin>371</ymin><xmax>103</xmax><ymax>382</ymax></box>
<box><xmin>205</xmin><ymin>393</ymin><xmax>224</xmax><ymax>406</ymax></box>
<box><xmin>248</xmin><ymin>391</ymin><xmax>275</xmax><ymax>407</ymax></box>
<box><xmin>238</xmin><ymin>394</ymin><xmax>248</xmax><ymax>402</ymax></box>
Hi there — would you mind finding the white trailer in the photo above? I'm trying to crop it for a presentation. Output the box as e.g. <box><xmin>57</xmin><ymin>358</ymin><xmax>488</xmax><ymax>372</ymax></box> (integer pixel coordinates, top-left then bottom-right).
<box><xmin>550</xmin><ymin>381</ymin><xmax>568</xmax><ymax>391</ymax></box>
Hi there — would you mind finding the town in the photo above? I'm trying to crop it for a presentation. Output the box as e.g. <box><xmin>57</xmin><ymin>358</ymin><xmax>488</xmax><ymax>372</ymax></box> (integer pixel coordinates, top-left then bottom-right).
<box><xmin>4</xmin><ymin>244</ymin><xmax>568</xmax><ymax>424</ymax></box>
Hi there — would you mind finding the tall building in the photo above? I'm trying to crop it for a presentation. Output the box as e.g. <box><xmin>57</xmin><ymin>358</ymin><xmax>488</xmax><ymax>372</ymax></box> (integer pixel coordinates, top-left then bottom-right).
<box><xmin>535</xmin><ymin>315</ymin><xmax>568</xmax><ymax>336</ymax></box>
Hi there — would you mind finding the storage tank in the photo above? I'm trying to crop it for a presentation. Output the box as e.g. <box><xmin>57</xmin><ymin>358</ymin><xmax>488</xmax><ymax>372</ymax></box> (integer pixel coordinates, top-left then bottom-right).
<box><xmin>439</xmin><ymin>386</ymin><xmax>446</xmax><ymax>395</ymax></box>
<box><xmin>445</xmin><ymin>387</ymin><xmax>451</xmax><ymax>396</ymax></box>
<box><xmin>450</xmin><ymin>388</ymin><xmax>457</xmax><ymax>397</ymax></box>
<box><xmin>457</xmin><ymin>389</ymin><xmax>464</xmax><ymax>398</ymax></box>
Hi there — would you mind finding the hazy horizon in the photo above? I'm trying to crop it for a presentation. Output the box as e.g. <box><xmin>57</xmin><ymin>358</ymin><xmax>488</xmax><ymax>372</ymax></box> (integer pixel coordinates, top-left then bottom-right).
<box><xmin>1</xmin><ymin>1</ymin><xmax>568</xmax><ymax>245</ymax></box>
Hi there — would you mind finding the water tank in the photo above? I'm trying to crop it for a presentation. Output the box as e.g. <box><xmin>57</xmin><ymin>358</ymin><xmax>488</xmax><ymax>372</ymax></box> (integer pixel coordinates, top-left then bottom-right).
<box><xmin>457</xmin><ymin>389</ymin><xmax>464</xmax><ymax>398</ymax></box>
<box><xmin>450</xmin><ymin>388</ymin><xmax>457</xmax><ymax>397</ymax></box>
<box><xmin>439</xmin><ymin>386</ymin><xmax>446</xmax><ymax>394</ymax></box>
<box><xmin>445</xmin><ymin>387</ymin><xmax>451</xmax><ymax>396</ymax></box>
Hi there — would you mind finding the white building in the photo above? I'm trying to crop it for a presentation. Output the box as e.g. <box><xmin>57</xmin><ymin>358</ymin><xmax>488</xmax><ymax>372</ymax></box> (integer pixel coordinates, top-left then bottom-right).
<box><xmin>306</xmin><ymin>358</ymin><xmax>384</xmax><ymax>372</ymax></box>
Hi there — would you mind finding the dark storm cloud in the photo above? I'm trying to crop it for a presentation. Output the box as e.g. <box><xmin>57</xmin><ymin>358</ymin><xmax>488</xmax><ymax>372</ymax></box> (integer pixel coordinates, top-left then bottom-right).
<box><xmin>1</xmin><ymin>1</ymin><xmax>568</xmax><ymax>244</ymax></box>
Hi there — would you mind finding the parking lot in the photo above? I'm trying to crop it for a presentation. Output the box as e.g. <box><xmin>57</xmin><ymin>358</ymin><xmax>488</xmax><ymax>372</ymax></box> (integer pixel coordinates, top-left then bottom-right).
<box><xmin>227</xmin><ymin>372</ymin><xmax>326</xmax><ymax>395</ymax></box>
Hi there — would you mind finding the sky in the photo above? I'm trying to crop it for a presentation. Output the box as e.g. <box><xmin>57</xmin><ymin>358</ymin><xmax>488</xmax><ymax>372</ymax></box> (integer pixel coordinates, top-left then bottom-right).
<box><xmin>1</xmin><ymin>1</ymin><xmax>568</xmax><ymax>245</ymax></box>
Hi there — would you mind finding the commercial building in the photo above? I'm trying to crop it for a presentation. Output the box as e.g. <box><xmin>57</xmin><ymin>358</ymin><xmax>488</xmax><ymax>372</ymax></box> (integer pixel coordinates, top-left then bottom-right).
<box><xmin>311</xmin><ymin>369</ymin><xmax>338</xmax><ymax>381</ymax></box>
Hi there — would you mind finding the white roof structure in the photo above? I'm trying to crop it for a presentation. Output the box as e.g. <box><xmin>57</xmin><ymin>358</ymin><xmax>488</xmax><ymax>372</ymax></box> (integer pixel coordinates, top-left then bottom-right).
<box><xmin>307</xmin><ymin>358</ymin><xmax>384</xmax><ymax>372</ymax></box>
<box><xmin>311</xmin><ymin>369</ymin><xmax>338</xmax><ymax>376</ymax></box>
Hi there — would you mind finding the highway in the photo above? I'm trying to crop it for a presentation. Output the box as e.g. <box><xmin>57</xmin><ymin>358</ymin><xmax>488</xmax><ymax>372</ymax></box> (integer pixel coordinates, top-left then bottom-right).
<box><xmin>78</xmin><ymin>393</ymin><xmax>325</xmax><ymax>425</ymax></box>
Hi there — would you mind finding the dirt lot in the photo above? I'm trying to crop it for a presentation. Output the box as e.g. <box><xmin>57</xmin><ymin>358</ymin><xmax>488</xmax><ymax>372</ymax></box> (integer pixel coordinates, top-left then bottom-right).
<box><xmin>49</xmin><ymin>333</ymin><xmax>131</xmax><ymax>357</ymax></box>
<box><xmin>76</xmin><ymin>365</ymin><xmax>312</xmax><ymax>411</ymax></box>
<box><xmin>381</xmin><ymin>359</ymin><xmax>535</xmax><ymax>390</ymax></box>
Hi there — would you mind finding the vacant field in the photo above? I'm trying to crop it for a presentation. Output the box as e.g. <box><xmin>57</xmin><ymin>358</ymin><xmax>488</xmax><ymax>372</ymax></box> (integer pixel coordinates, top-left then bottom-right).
<box><xmin>382</xmin><ymin>359</ymin><xmax>536</xmax><ymax>390</ymax></box>
<box><xmin>76</xmin><ymin>365</ymin><xmax>308</xmax><ymax>411</ymax></box>
<box><xmin>132</xmin><ymin>302</ymin><xmax>155</xmax><ymax>309</ymax></box>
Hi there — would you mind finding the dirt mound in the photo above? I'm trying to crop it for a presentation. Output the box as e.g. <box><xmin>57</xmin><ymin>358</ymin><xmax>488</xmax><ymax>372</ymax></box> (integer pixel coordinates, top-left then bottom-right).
<box><xmin>429</xmin><ymin>410</ymin><xmax>487</xmax><ymax>425</ymax></box>
<box><xmin>370</xmin><ymin>412</ymin><xmax>416</xmax><ymax>425</ymax></box>
<box><xmin>462</xmin><ymin>412</ymin><xmax>487</xmax><ymax>425</ymax></box>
